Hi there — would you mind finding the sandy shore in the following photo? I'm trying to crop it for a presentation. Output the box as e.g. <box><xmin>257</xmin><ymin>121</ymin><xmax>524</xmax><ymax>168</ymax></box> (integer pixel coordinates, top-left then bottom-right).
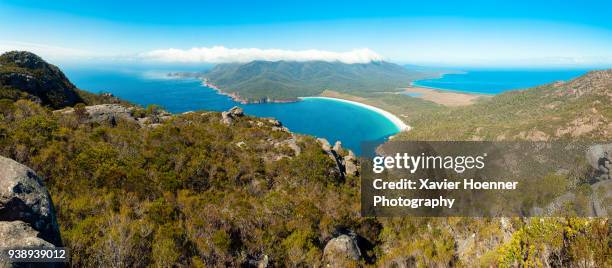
<box><xmin>401</xmin><ymin>86</ymin><xmax>488</xmax><ymax>106</ymax></box>
<box><xmin>300</xmin><ymin>96</ymin><xmax>410</xmax><ymax>132</ymax></box>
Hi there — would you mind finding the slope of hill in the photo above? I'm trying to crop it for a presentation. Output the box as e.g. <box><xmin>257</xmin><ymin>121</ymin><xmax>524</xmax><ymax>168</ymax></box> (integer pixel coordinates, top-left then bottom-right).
<box><xmin>203</xmin><ymin>60</ymin><xmax>434</xmax><ymax>102</ymax></box>
<box><xmin>0</xmin><ymin>51</ymin><xmax>85</xmax><ymax>108</ymax></box>
<box><xmin>0</xmin><ymin>51</ymin><xmax>134</xmax><ymax>109</ymax></box>
<box><xmin>397</xmin><ymin>69</ymin><xmax>612</xmax><ymax>141</ymax></box>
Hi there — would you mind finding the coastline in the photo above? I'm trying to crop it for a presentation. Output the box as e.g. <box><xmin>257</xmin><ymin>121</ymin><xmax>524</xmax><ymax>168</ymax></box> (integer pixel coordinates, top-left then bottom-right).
<box><xmin>200</xmin><ymin>78</ymin><xmax>410</xmax><ymax>132</ymax></box>
<box><xmin>202</xmin><ymin>79</ymin><xmax>298</xmax><ymax>104</ymax></box>
<box><xmin>300</xmin><ymin>96</ymin><xmax>411</xmax><ymax>132</ymax></box>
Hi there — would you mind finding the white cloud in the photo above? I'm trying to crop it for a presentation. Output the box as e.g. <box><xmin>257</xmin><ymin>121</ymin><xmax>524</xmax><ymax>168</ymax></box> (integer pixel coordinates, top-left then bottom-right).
<box><xmin>139</xmin><ymin>46</ymin><xmax>384</xmax><ymax>64</ymax></box>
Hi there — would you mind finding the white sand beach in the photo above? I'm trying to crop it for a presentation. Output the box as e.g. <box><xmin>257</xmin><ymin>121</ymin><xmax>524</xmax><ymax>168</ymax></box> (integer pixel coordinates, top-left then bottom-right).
<box><xmin>300</xmin><ymin>96</ymin><xmax>411</xmax><ymax>132</ymax></box>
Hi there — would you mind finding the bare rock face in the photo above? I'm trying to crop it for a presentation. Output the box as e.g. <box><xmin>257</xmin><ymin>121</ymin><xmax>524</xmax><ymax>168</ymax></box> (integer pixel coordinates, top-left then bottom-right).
<box><xmin>322</xmin><ymin>235</ymin><xmax>361</xmax><ymax>267</ymax></box>
<box><xmin>0</xmin><ymin>156</ymin><xmax>62</xmax><ymax>247</ymax></box>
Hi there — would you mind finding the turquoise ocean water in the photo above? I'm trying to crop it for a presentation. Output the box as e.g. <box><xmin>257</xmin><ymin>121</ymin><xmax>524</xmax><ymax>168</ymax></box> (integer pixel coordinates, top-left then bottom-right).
<box><xmin>413</xmin><ymin>69</ymin><xmax>590</xmax><ymax>94</ymax></box>
<box><xmin>63</xmin><ymin>67</ymin><xmax>592</xmax><ymax>154</ymax></box>
<box><xmin>63</xmin><ymin>67</ymin><xmax>400</xmax><ymax>154</ymax></box>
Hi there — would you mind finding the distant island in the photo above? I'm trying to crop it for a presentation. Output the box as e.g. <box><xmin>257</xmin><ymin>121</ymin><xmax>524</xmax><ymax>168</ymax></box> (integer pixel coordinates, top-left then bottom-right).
<box><xmin>170</xmin><ymin>60</ymin><xmax>439</xmax><ymax>103</ymax></box>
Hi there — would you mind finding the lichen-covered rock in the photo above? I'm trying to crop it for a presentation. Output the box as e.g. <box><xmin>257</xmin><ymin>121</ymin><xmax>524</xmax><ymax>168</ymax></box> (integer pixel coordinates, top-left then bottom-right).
<box><xmin>0</xmin><ymin>221</ymin><xmax>59</xmax><ymax>268</ymax></box>
<box><xmin>221</xmin><ymin>106</ymin><xmax>245</xmax><ymax>125</ymax></box>
<box><xmin>586</xmin><ymin>143</ymin><xmax>612</xmax><ymax>169</ymax></box>
<box><xmin>317</xmin><ymin>138</ymin><xmax>332</xmax><ymax>152</ymax></box>
<box><xmin>0</xmin><ymin>156</ymin><xmax>61</xmax><ymax>246</ymax></box>
<box><xmin>0</xmin><ymin>220</ymin><xmax>55</xmax><ymax>248</ymax></box>
<box><xmin>344</xmin><ymin>151</ymin><xmax>359</xmax><ymax>176</ymax></box>
<box><xmin>221</xmin><ymin>111</ymin><xmax>233</xmax><ymax>125</ymax></box>
<box><xmin>333</xmin><ymin>141</ymin><xmax>343</xmax><ymax>153</ymax></box>
<box><xmin>228</xmin><ymin>106</ymin><xmax>244</xmax><ymax>117</ymax></box>
<box><xmin>322</xmin><ymin>235</ymin><xmax>361</xmax><ymax>267</ymax></box>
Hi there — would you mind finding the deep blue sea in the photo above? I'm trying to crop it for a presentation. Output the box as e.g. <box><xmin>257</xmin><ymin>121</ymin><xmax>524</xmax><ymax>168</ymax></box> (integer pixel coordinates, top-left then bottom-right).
<box><xmin>63</xmin><ymin>67</ymin><xmax>399</xmax><ymax>154</ymax></box>
<box><xmin>413</xmin><ymin>69</ymin><xmax>590</xmax><ymax>94</ymax></box>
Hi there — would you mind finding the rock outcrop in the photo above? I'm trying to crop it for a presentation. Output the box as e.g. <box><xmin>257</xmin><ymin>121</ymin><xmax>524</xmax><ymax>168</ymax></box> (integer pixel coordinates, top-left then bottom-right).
<box><xmin>57</xmin><ymin>104</ymin><xmax>136</xmax><ymax>125</ymax></box>
<box><xmin>55</xmin><ymin>104</ymin><xmax>171</xmax><ymax>127</ymax></box>
<box><xmin>0</xmin><ymin>157</ymin><xmax>62</xmax><ymax>268</ymax></box>
<box><xmin>344</xmin><ymin>151</ymin><xmax>359</xmax><ymax>177</ymax></box>
<box><xmin>221</xmin><ymin>106</ymin><xmax>244</xmax><ymax>125</ymax></box>
<box><xmin>273</xmin><ymin>136</ymin><xmax>301</xmax><ymax>157</ymax></box>
<box><xmin>0</xmin><ymin>221</ymin><xmax>55</xmax><ymax>249</ymax></box>
<box><xmin>322</xmin><ymin>235</ymin><xmax>361</xmax><ymax>266</ymax></box>
<box><xmin>317</xmin><ymin>139</ymin><xmax>359</xmax><ymax>177</ymax></box>
<box><xmin>0</xmin><ymin>156</ymin><xmax>62</xmax><ymax>246</ymax></box>
<box><xmin>317</xmin><ymin>138</ymin><xmax>332</xmax><ymax>151</ymax></box>
<box><xmin>333</xmin><ymin>141</ymin><xmax>343</xmax><ymax>153</ymax></box>
<box><xmin>586</xmin><ymin>143</ymin><xmax>612</xmax><ymax>180</ymax></box>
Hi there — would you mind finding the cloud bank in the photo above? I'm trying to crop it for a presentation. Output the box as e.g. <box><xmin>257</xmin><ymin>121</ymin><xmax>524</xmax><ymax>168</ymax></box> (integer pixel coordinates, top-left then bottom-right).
<box><xmin>139</xmin><ymin>46</ymin><xmax>383</xmax><ymax>64</ymax></box>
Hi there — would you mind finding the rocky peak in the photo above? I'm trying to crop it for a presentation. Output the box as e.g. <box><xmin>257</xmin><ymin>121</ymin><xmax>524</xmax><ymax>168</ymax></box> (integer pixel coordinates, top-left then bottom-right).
<box><xmin>0</xmin><ymin>51</ymin><xmax>50</xmax><ymax>70</ymax></box>
<box><xmin>0</xmin><ymin>51</ymin><xmax>83</xmax><ymax>108</ymax></box>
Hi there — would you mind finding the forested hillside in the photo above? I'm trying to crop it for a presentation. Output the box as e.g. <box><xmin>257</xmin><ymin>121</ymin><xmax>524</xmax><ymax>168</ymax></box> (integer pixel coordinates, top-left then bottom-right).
<box><xmin>203</xmin><ymin>60</ymin><xmax>434</xmax><ymax>102</ymax></box>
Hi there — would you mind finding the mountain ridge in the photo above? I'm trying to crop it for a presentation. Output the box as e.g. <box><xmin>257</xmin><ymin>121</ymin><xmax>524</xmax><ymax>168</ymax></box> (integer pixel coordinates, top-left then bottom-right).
<box><xmin>202</xmin><ymin>60</ymin><xmax>436</xmax><ymax>103</ymax></box>
<box><xmin>0</xmin><ymin>51</ymin><xmax>84</xmax><ymax>108</ymax></box>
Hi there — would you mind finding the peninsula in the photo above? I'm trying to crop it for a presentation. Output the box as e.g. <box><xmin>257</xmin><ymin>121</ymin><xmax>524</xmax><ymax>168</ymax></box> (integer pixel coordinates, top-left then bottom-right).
<box><xmin>200</xmin><ymin>60</ymin><xmax>437</xmax><ymax>103</ymax></box>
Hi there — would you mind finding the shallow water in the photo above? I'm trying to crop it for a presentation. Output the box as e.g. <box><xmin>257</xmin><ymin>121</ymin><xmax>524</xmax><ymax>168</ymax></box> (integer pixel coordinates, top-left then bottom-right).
<box><xmin>413</xmin><ymin>69</ymin><xmax>590</xmax><ymax>94</ymax></box>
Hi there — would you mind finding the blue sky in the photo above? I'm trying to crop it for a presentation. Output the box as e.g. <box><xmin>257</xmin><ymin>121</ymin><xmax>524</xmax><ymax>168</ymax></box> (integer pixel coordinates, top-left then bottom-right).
<box><xmin>1</xmin><ymin>0</ymin><xmax>611</xmax><ymax>67</ymax></box>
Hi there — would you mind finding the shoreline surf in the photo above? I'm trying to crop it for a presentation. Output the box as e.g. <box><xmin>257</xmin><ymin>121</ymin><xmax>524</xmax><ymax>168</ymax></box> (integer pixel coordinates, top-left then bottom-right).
<box><xmin>300</xmin><ymin>96</ymin><xmax>410</xmax><ymax>132</ymax></box>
